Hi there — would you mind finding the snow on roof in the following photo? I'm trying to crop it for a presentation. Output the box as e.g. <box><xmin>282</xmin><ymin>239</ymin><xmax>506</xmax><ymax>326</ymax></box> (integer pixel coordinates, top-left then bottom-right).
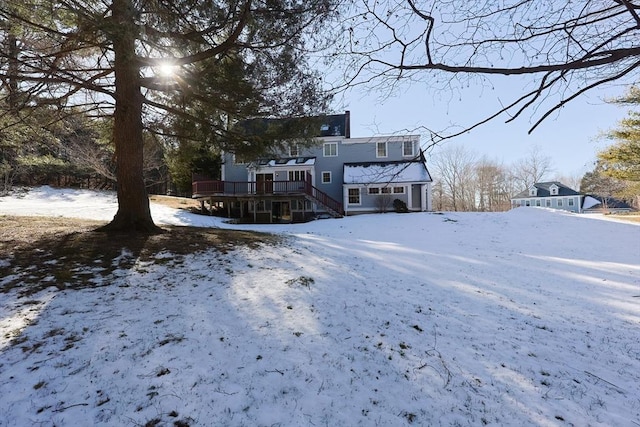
<box><xmin>250</xmin><ymin>157</ymin><xmax>316</xmax><ymax>168</ymax></box>
<box><xmin>343</xmin><ymin>161</ymin><xmax>431</xmax><ymax>184</ymax></box>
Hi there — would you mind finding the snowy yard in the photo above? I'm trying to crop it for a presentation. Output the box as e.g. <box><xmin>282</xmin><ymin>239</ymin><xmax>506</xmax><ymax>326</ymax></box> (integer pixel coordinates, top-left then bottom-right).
<box><xmin>1</xmin><ymin>187</ymin><xmax>639</xmax><ymax>426</ymax></box>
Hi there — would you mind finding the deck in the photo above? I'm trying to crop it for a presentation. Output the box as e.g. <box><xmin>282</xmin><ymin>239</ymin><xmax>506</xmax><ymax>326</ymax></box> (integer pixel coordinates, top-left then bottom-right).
<box><xmin>192</xmin><ymin>179</ymin><xmax>344</xmax><ymax>217</ymax></box>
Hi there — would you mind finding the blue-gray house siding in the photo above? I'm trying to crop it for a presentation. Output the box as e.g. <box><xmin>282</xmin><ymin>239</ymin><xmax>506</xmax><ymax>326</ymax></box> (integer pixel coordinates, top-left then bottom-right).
<box><xmin>221</xmin><ymin>135</ymin><xmax>433</xmax><ymax>215</ymax></box>
<box><xmin>511</xmin><ymin>182</ymin><xmax>584</xmax><ymax>213</ymax></box>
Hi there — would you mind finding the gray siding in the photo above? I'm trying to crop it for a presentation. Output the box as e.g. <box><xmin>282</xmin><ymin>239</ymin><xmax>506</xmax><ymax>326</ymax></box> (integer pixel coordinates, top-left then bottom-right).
<box><xmin>511</xmin><ymin>195</ymin><xmax>583</xmax><ymax>213</ymax></box>
<box><xmin>222</xmin><ymin>153</ymin><xmax>250</xmax><ymax>182</ymax></box>
<box><xmin>219</xmin><ymin>135</ymin><xmax>431</xmax><ymax>214</ymax></box>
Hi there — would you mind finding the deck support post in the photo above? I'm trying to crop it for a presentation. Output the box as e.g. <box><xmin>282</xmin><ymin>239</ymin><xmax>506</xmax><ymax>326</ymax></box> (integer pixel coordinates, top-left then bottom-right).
<box><xmin>253</xmin><ymin>199</ymin><xmax>257</xmax><ymax>223</ymax></box>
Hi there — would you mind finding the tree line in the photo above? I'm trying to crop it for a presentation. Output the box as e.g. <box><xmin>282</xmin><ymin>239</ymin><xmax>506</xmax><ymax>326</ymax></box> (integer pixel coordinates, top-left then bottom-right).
<box><xmin>431</xmin><ymin>85</ymin><xmax>640</xmax><ymax>212</ymax></box>
<box><xmin>0</xmin><ymin>102</ymin><xmax>217</xmax><ymax>197</ymax></box>
<box><xmin>430</xmin><ymin>144</ymin><xmax>561</xmax><ymax>212</ymax></box>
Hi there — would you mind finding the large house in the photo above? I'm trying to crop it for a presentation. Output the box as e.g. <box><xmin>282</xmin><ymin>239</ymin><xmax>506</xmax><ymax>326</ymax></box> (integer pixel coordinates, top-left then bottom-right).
<box><xmin>511</xmin><ymin>181</ymin><xmax>637</xmax><ymax>214</ymax></box>
<box><xmin>192</xmin><ymin>112</ymin><xmax>433</xmax><ymax>223</ymax></box>
<box><xmin>511</xmin><ymin>182</ymin><xmax>584</xmax><ymax>212</ymax></box>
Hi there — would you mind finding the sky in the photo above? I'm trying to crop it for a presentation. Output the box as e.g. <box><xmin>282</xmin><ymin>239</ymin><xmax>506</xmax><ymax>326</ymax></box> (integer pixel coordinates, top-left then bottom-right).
<box><xmin>1</xmin><ymin>187</ymin><xmax>639</xmax><ymax>426</ymax></box>
<box><xmin>339</xmin><ymin>76</ymin><xmax>630</xmax><ymax>181</ymax></box>
<box><xmin>324</xmin><ymin>2</ymin><xmax>638</xmax><ymax>183</ymax></box>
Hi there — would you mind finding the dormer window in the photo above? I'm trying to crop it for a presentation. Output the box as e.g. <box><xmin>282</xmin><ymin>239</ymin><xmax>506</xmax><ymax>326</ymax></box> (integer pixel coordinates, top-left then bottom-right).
<box><xmin>549</xmin><ymin>184</ymin><xmax>559</xmax><ymax>196</ymax></box>
<box><xmin>529</xmin><ymin>187</ymin><xmax>538</xmax><ymax>196</ymax></box>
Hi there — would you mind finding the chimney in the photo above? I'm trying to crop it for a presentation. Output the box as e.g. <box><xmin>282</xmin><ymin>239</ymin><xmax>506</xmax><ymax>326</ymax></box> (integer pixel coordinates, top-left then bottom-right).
<box><xmin>344</xmin><ymin>110</ymin><xmax>351</xmax><ymax>138</ymax></box>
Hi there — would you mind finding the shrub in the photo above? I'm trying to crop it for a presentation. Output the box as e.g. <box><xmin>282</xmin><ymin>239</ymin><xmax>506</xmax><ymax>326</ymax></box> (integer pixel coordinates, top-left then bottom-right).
<box><xmin>393</xmin><ymin>198</ymin><xmax>409</xmax><ymax>213</ymax></box>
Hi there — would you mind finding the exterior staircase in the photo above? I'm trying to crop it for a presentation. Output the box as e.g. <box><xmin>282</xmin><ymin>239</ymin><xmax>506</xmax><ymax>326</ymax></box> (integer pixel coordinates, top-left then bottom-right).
<box><xmin>303</xmin><ymin>182</ymin><xmax>343</xmax><ymax>218</ymax></box>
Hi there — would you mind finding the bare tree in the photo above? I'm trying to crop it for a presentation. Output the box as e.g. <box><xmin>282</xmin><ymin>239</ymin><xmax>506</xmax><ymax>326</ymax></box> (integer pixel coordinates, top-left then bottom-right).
<box><xmin>342</xmin><ymin>1</ymin><xmax>640</xmax><ymax>142</ymax></box>
<box><xmin>431</xmin><ymin>144</ymin><xmax>476</xmax><ymax>211</ymax></box>
<box><xmin>511</xmin><ymin>145</ymin><xmax>553</xmax><ymax>191</ymax></box>
<box><xmin>475</xmin><ymin>157</ymin><xmax>514</xmax><ymax>212</ymax></box>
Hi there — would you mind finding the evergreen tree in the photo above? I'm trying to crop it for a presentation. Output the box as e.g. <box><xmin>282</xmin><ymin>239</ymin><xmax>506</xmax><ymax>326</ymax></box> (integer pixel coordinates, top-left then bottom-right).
<box><xmin>597</xmin><ymin>87</ymin><xmax>640</xmax><ymax>205</ymax></box>
<box><xmin>0</xmin><ymin>0</ymin><xmax>341</xmax><ymax>232</ymax></box>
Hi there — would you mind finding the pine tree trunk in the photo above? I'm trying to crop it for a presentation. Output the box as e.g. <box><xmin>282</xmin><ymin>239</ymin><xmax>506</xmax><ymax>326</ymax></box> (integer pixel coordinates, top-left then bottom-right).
<box><xmin>8</xmin><ymin>34</ymin><xmax>19</xmax><ymax>111</ymax></box>
<box><xmin>98</xmin><ymin>0</ymin><xmax>160</xmax><ymax>233</ymax></box>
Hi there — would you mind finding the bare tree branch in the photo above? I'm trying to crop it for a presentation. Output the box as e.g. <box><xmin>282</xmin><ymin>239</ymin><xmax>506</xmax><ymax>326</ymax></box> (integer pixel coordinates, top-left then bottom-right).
<box><xmin>343</xmin><ymin>0</ymin><xmax>640</xmax><ymax>138</ymax></box>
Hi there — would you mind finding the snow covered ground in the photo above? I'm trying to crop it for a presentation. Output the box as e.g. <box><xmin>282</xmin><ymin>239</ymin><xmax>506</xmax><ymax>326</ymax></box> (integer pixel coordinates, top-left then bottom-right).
<box><xmin>1</xmin><ymin>186</ymin><xmax>639</xmax><ymax>426</ymax></box>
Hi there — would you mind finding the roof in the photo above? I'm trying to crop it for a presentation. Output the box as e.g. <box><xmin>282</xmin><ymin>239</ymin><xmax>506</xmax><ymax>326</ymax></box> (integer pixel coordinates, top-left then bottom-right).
<box><xmin>343</xmin><ymin>160</ymin><xmax>432</xmax><ymax>184</ymax></box>
<box><xmin>236</xmin><ymin>112</ymin><xmax>350</xmax><ymax>138</ymax></box>
<box><xmin>583</xmin><ymin>195</ymin><xmax>635</xmax><ymax>210</ymax></box>
<box><xmin>249</xmin><ymin>157</ymin><xmax>316</xmax><ymax>168</ymax></box>
<box><xmin>512</xmin><ymin>181</ymin><xmax>581</xmax><ymax>199</ymax></box>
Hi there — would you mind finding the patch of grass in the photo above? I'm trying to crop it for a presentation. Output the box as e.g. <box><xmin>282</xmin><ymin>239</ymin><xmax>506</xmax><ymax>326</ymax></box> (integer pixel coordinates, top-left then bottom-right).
<box><xmin>609</xmin><ymin>213</ymin><xmax>640</xmax><ymax>223</ymax></box>
<box><xmin>44</xmin><ymin>328</ymin><xmax>65</xmax><ymax>339</ymax></box>
<box><xmin>149</xmin><ymin>195</ymin><xmax>200</xmax><ymax>211</ymax></box>
<box><xmin>0</xmin><ymin>216</ymin><xmax>280</xmax><ymax>297</ymax></box>
<box><xmin>285</xmin><ymin>275</ymin><xmax>315</xmax><ymax>289</ymax></box>
<box><xmin>402</xmin><ymin>411</ymin><xmax>417</xmax><ymax>423</ymax></box>
<box><xmin>158</xmin><ymin>334</ymin><xmax>185</xmax><ymax>346</ymax></box>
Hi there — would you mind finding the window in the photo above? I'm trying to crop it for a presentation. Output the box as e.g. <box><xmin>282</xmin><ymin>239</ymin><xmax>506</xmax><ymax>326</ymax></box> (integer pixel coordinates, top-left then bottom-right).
<box><xmin>546</xmin><ymin>199</ymin><xmax>551</xmax><ymax>207</ymax></box>
<box><xmin>568</xmin><ymin>198</ymin><xmax>574</xmax><ymax>206</ymax></box>
<box><xmin>376</xmin><ymin>141</ymin><xmax>387</xmax><ymax>157</ymax></box>
<box><xmin>558</xmin><ymin>199</ymin><xmax>563</xmax><ymax>207</ymax></box>
<box><xmin>368</xmin><ymin>186</ymin><xmax>395</xmax><ymax>195</ymax></box>
<box><xmin>348</xmin><ymin>188</ymin><xmax>361</xmax><ymax>204</ymax></box>
<box><xmin>322</xmin><ymin>171</ymin><xmax>332</xmax><ymax>184</ymax></box>
<box><xmin>393</xmin><ymin>186</ymin><xmax>405</xmax><ymax>194</ymax></box>
<box><xmin>289</xmin><ymin>170</ymin><xmax>304</xmax><ymax>181</ymax></box>
<box><xmin>289</xmin><ymin>145</ymin><xmax>299</xmax><ymax>157</ymax></box>
<box><xmin>403</xmin><ymin>141</ymin><xmax>414</xmax><ymax>157</ymax></box>
<box><xmin>323</xmin><ymin>142</ymin><xmax>337</xmax><ymax>157</ymax></box>
<box><xmin>525</xmin><ymin>200</ymin><xmax>530</xmax><ymax>206</ymax></box>
<box><xmin>536</xmin><ymin>200</ymin><xmax>541</xmax><ymax>206</ymax></box>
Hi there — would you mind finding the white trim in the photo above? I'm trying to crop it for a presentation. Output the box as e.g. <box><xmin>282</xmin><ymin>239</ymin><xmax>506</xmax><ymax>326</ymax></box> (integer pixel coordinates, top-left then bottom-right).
<box><xmin>347</xmin><ymin>187</ymin><xmax>361</xmax><ymax>205</ymax></box>
<box><xmin>402</xmin><ymin>140</ymin><xmax>415</xmax><ymax>157</ymax></box>
<box><xmin>340</xmin><ymin>135</ymin><xmax>420</xmax><ymax>145</ymax></box>
<box><xmin>323</xmin><ymin>142</ymin><xmax>338</xmax><ymax>157</ymax></box>
<box><xmin>376</xmin><ymin>141</ymin><xmax>388</xmax><ymax>158</ymax></box>
<box><xmin>288</xmin><ymin>170</ymin><xmax>305</xmax><ymax>181</ymax></box>
<box><xmin>321</xmin><ymin>171</ymin><xmax>332</xmax><ymax>184</ymax></box>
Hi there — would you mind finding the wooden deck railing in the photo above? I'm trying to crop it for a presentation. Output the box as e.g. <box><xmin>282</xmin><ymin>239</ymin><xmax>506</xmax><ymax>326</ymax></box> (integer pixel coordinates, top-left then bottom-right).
<box><xmin>304</xmin><ymin>180</ymin><xmax>343</xmax><ymax>216</ymax></box>
<box><xmin>192</xmin><ymin>180</ymin><xmax>308</xmax><ymax>196</ymax></box>
<box><xmin>192</xmin><ymin>179</ymin><xmax>343</xmax><ymax>216</ymax></box>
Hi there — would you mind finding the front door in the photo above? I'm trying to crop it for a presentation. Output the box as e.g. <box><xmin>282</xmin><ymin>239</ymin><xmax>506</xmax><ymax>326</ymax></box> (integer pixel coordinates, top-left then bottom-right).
<box><xmin>256</xmin><ymin>173</ymin><xmax>274</xmax><ymax>194</ymax></box>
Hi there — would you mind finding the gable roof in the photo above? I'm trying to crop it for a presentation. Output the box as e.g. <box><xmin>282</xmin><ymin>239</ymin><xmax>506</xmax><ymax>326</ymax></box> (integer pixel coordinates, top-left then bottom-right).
<box><xmin>343</xmin><ymin>160</ymin><xmax>432</xmax><ymax>184</ymax></box>
<box><xmin>512</xmin><ymin>181</ymin><xmax>581</xmax><ymax>199</ymax></box>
